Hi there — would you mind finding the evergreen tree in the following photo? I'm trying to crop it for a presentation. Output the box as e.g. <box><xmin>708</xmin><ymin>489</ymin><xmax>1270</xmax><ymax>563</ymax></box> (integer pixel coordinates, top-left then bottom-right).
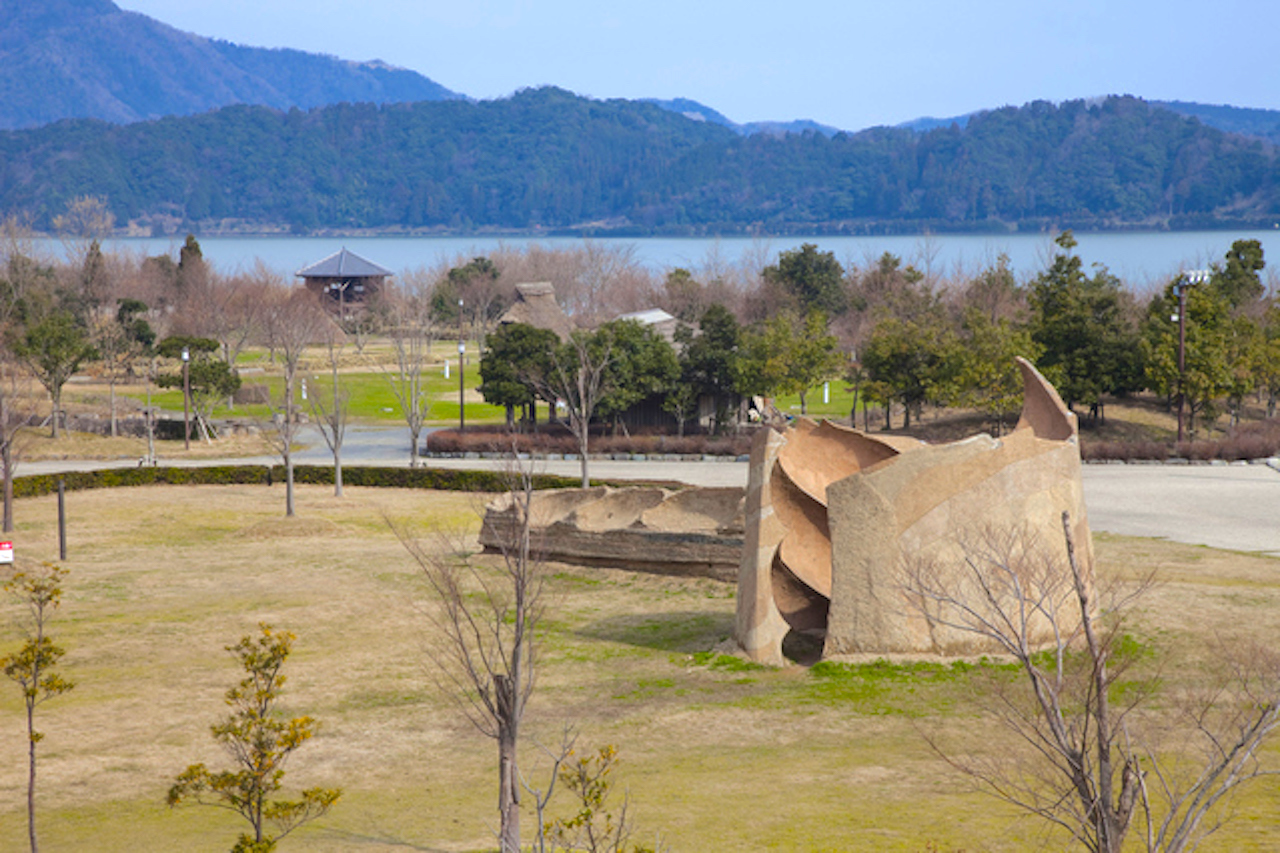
<box><xmin>1028</xmin><ymin>231</ymin><xmax>1142</xmax><ymax>418</ymax></box>
<box><xmin>762</xmin><ymin>243</ymin><xmax>847</xmax><ymax>316</ymax></box>
<box><xmin>478</xmin><ymin>322</ymin><xmax>559</xmax><ymax>427</ymax></box>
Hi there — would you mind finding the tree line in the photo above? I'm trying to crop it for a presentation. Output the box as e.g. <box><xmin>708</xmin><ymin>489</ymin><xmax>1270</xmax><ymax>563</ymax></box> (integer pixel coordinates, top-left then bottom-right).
<box><xmin>1</xmin><ymin>92</ymin><xmax>1277</xmax><ymax>233</ymax></box>
<box><xmin>5</xmin><ymin>195</ymin><xmax>1279</xmax><ymax>504</ymax></box>
<box><xmin>474</xmin><ymin>231</ymin><xmax>1278</xmax><ymax>450</ymax></box>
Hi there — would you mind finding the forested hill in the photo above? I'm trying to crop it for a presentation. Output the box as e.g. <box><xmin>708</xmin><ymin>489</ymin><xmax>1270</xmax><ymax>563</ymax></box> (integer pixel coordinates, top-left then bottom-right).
<box><xmin>1152</xmin><ymin>101</ymin><xmax>1280</xmax><ymax>146</ymax></box>
<box><xmin>1</xmin><ymin>91</ymin><xmax>1277</xmax><ymax>235</ymax></box>
<box><xmin>0</xmin><ymin>0</ymin><xmax>460</xmax><ymax>130</ymax></box>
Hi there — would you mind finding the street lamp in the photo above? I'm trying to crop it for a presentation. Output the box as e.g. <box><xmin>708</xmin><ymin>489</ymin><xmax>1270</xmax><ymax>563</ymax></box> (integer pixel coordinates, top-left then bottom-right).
<box><xmin>458</xmin><ymin>298</ymin><xmax>466</xmax><ymax>432</ymax></box>
<box><xmin>181</xmin><ymin>345</ymin><xmax>191</xmax><ymax>450</ymax></box>
<box><xmin>1173</xmin><ymin>269</ymin><xmax>1212</xmax><ymax>443</ymax></box>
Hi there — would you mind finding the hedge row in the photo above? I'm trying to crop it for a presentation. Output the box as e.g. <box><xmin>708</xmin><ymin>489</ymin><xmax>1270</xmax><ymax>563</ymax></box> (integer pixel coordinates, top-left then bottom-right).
<box><xmin>11</xmin><ymin>464</ymin><xmax>598</xmax><ymax>499</ymax></box>
<box><xmin>283</xmin><ymin>465</ymin><xmax>587</xmax><ymax>492</ymax></box>
<box><xmin>428</xmin><ymin>426</ymin><xmax>754</xmax><ymax>457</ymax></box>
<box><xmin>13</xmin><ymin>465</ymin><xmax>272</xmax><ymax>498</ymax></box>
<box><xmin>1080</xmin><ymin>418</ymin><xmax>1280</xmax><ymax>462</ymax></box>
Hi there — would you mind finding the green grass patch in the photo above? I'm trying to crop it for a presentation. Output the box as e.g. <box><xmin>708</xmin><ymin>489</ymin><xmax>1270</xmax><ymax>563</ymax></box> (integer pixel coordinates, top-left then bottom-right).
<box><xmin>720</xmin><ymin>658</ymin><xmax>1024</xmax><ymax>717</ymax></box>
<box><xmin>689</xmin><ymin>651</ymin><xmax>770</xmax><ymax>673</ymax></box>
<box><xmin>124</xmin><ymin>365</ymin><xmax>509</xmax><ymax>425</ymax></box>
<box><xmin>577</xmin><ymin>611</ymin><xmax>731</xmax><ymax>653</ymax></box>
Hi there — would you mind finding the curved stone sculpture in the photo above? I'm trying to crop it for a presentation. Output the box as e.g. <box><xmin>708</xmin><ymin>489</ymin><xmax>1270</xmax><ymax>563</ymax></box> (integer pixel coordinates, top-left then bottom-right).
<box><xmin>735</xmin><ymin>358</ymin><xmax>1094</xmax><ymax>664</ymax></box>
<box><xmin>480</xmin><ymin>486</ymin><xmax>744</xmax><ymax>581</ymax></box>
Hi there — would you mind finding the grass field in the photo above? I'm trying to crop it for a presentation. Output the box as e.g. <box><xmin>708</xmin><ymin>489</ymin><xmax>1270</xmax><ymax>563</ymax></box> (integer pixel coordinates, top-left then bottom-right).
<box><xmin>67</xmin><ymin>339</ymin><xmax>510</xmax><ymax>429</ymax></box>
<box><xmin>1</xmin><ymin>485</ymin><xmax>1279</xmax><ymax>852</ymax></box>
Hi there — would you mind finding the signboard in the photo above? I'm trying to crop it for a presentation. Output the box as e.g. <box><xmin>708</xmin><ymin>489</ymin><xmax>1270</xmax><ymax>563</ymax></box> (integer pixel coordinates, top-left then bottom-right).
<box><xmin>0</xmin><ymin>541</ymin><xmax>12</xmax><ymax>564</ymax></box>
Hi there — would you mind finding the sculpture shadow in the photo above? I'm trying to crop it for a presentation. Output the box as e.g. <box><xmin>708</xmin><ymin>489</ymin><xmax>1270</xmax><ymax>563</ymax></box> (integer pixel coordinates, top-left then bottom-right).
<box><xmin>576</xmin><ymin>610</ymin><xmax>734</xmax><ymax>653</ymax></box>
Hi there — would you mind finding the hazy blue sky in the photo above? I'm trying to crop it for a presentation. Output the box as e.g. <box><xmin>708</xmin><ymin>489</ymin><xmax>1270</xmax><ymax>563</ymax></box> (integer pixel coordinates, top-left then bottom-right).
<box><xmin>114</xmin><ymin>0</ymin><xmax>1279</xmax><ymax>131</ymax></box>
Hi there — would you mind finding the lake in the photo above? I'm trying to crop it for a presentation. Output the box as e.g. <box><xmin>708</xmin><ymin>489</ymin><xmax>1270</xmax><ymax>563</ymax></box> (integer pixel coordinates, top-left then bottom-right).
<box><xmin>85</xmin><ymin>229</ymin><xmax>1280</xmax><ymax>289</ymax></box>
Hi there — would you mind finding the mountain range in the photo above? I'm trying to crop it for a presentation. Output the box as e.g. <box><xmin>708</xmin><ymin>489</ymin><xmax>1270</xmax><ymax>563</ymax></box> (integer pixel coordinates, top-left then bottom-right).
<box><xmin>2</xmin><ymin>89</ymin><xmax>1275</xmax><ymax>236</ymax></box>
<box><xmin>0</xmin><ymin>0</ymin><xmax>460</xmax><ymax>130</ymax></box>
<box><xmin>3</xmin><ymin>0</ymin><xmax>1280</xmax><ymax>236</ymax></box>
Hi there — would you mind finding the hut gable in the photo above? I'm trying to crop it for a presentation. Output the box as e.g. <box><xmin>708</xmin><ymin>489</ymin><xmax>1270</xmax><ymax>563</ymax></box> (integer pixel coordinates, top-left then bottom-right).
<box><xmin>497</xmin><ymin>281</ymin><xmax>575</xmax><ymax>342</ymax></box>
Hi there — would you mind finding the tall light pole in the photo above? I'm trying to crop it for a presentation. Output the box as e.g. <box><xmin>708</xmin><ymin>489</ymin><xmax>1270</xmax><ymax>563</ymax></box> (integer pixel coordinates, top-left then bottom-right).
<box><xmin>181</xmin><ymin>346</ymin><xmax>191</xmax><ymax>450</ymax></box>
<box><xmin>458</xmin><ymin>298</ymin><xmax>466</xmax><ymax>432</ymax></box>
<box><xmin>1174</xmin><ymin>269</ymin><xmax>1212</xmax><ymax>443</ymax></box>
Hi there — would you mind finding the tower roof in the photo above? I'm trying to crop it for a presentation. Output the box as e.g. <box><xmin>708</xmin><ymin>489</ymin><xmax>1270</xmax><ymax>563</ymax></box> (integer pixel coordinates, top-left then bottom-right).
<box><xmin>296</xmin><ymin>248</ymin><xmax>392</xmax><ymax>278</ymax></box>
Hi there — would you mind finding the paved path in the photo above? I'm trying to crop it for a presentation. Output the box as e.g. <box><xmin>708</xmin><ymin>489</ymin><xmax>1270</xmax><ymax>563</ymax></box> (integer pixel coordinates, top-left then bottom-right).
<box><xmin>17</xmin><ymin>428</ymin><xmax>1280</xmax><ymax>555</ymax></box>
<box><xmin>1079</xmin><ymin>463</ymin><xmax>1280</xmax><ymax>556</ymax></box>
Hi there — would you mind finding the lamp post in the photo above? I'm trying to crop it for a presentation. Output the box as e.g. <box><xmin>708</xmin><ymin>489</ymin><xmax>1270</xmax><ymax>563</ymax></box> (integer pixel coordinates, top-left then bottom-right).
<box><xmin>458</xmin><ymin>298</ymin><xmax>466</xmax><ymax>432</ymax></box>
<box><xmin>1174</xmin><ymin>269</ymin><xmax>1212</xmax><ymax>443</ymax></box>
<box><xmin>181</xmin><ymin>346</ymin><xmax>191</xmax><ymax>450</ymax></box>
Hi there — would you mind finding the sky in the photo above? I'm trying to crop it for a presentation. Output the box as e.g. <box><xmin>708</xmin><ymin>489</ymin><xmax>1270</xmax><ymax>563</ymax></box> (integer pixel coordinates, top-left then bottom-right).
<box><xmin>113</xmin><ymin>0</ymin><xmax>1280</xmax><ymax>132</ymax></box>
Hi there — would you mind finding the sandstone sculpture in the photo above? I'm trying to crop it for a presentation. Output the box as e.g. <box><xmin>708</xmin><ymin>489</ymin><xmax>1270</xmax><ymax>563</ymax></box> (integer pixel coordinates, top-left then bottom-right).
<box><xmin>480</xmin><ymin>486</ymin><xmax>744</xmax><ymax>581</ymax></box>
<box><xmin>735</xmin><ymin>358</ymin><xmax>1094</xmax><ymax>664</ymax></box>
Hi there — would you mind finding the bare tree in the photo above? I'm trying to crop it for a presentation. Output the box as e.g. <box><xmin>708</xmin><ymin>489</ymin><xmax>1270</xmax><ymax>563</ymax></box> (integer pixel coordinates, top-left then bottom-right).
<box><xmin>177</xmin><ymin>263</ymin><xmax>267</xmax><ymax>373</ymax></box>
<box><xmin>262</xmin><ymin>287</ymin><xmax>334</xmax><ymax>516</ymax></box>
<box><xmin>0</xmin><ymin>355</ymin><xmax>34</xmax><ymax>532</ymax></box>
<box><xmin>394</xmin><ymin>458</ymin><xmax>543</xmax><ymax>853</ymax></box>
<box><xmin>902</xmin><ymin>513</ymin><xmax>1280</xmax><ymax>853</ymax></box>
<box><xmin>342</xmin><ymin>291</ymin><xmax>388</xmax><ymax>355</ymax></box>
<box><xmin>0</xmin><ymin>231</ymin><xmax>39</xmax><ymax>529</ymax></box>
<box><xmin>52</xmin><ymin>195</ymin><xmax>113</xmax><ymax>243</ymax></box>
<box><xmin>308</xmin><ymin>322</ymin><xmax>349</xmax><ymax>497</ymax></box>
<box><xmin>90</xmin><ymin>299</ymin><xmax>153</xmax><ymax>437</ymax></box>
<box><xmin>525</xmin><ymin>728</ymin><xmax>577</xmax><ymax>853</ymax></box>
<box><xmin>52</xmin><ymin>196</ymin><xmax>114</xmax><ymax>292</ymax></box>
<box><xmin>380</xmin><ymin>272</ymin><xmax>434</xmax><ymax>468</ymax></box>
<box><xmin>533</xmin><ymin>331</ymin><xmax>612</xmax><ymax>488</ymax></box>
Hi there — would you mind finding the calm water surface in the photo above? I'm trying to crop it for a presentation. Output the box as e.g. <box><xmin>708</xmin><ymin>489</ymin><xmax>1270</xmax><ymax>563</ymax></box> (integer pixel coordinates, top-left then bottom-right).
<box><xmin>86</xmin><ymin>230</ymin><xmax>1280</xmax><ymax>290</ymax></box>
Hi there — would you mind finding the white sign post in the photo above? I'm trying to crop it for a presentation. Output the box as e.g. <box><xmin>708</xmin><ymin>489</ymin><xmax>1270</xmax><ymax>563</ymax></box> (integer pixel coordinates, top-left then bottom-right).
<box><xmin>0</xmin><ymin>541</ymin><xmax>13</xmax><ymax>564</ymax></box>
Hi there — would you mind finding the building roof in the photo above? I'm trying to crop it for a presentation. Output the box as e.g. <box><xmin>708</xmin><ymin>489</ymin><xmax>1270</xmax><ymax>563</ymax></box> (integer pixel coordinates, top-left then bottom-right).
<box><xmin>295</xmin><ymin>248</ymin><xmax>393</xmax><ymax>279</ymax></box>
<box><xmin>498</xmin><ymin>281</ymin><xmax>576</xmax><ymax>342</ymax></box>
<box><xmin>619</xmin><ymin>308</ymin><xmax>676</xmax><ymax>326</ymax></box>
<box><xmin>618</xmin><ymin>307</ymin><xmax>679</xmax><ymax>343</ymax></box>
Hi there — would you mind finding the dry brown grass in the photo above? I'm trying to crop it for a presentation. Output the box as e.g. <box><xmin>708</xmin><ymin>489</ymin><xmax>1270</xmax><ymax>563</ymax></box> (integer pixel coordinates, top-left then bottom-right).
<box><xmin>0</xmin><ymin>488</ymin><xmax>1276</xmax><ymax>851</ymax></box>
<box><xmin>16</xmin><ymin>429</ymin><xmax>276</xmax><ymax>462</ymax></box>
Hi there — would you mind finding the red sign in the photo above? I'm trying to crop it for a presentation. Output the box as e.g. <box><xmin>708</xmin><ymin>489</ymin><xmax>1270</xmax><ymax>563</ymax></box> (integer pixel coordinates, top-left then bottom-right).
<box><xmin>0</xmin><ymin>541</ymin><xmax>12</xmax><ymax>564</ymax></box>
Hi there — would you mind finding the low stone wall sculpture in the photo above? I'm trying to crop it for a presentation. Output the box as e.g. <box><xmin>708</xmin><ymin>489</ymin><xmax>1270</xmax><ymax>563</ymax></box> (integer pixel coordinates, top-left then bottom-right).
<box><xmin>735</xmin><ymin>358</ymin><xmax>1094</xmax><ymax>664</ymax></box>
<box><xmin>479</xmin><ymin>485</ymin><xmax>744</xmax><ymax>581</ymax></box>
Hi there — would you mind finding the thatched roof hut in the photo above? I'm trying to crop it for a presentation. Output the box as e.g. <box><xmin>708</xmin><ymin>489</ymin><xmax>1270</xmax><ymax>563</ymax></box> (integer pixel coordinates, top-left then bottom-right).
<box><xmin>496</xmin><ymin>282</ymin><xmax>575</xmax><ymax>341</ymax></box>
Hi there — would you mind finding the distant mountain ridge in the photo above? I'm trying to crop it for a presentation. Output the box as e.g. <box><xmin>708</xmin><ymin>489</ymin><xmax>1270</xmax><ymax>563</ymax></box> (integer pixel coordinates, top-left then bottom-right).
<box><xmin>1152</xmin><ymin>101</ymin><xmax>1280</xmax><ymax>146</ymax></box>
<box><xmin>5</xmin><ymin>0</ymin><xmax>1279</xmax><ymax>155</ymax></box>
<box><xmin>643</xmin><ymin>98</ymin><xmax>842</xmax><ymax>137</ymax></box>
<box><xmin>0</xmin><ymin>0</ymin><xmax>460</xmax><ymax>130</ymax></box>
<box><xmin>895</xmin><ymin>100</ymin><xmax>1280</xmax><ymax>146</ymax></box>
<box><xmin>1</xmin><ymin>91</ymin><xmax>1275</xmax><ymax>236</ymax></box>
